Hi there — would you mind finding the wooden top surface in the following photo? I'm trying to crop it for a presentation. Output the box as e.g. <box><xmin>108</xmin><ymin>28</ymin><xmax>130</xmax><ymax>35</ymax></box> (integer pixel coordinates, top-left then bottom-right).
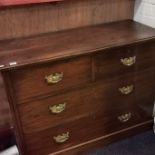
<box><xmin>0</xmin><ymin>20</ymin><xmax>155</xmax><ymax>70</ymax></box>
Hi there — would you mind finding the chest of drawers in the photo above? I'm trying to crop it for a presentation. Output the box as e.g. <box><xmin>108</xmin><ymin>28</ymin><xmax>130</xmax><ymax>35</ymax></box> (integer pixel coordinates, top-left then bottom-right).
<box><xmin>0</xmin><ymin>20</ymin><xmax>155</xmax><ymax>155</ymax></box>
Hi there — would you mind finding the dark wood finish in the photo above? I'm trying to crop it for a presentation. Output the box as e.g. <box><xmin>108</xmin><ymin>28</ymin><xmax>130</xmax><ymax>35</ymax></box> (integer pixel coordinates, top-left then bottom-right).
<box><xmin>0</xmin><ymin>20</ymin><xmax>155</xmax><ymax>70</ymax></box>
<box><xmin>0</xmin><ymin>63</ymin><xmax>12</xmax><ymax>152</ymax></box>
<box><xmin>2</xmin><ymin>72</ymin><xmax>26</xmax><ymax>155</ymax></box>
<box><xmin>10</xmin><ymin>56</ymin><xmax>92</xmax><ymax>103</ymax></box>
<box><xmin>0</xmin><ymin>73</ymin><xmax>11</xmax><ymax>127</ymax></box>
<box><xmin>24</xmin><ymin>108</ymin><xmax>152</xmax><ymax>155</ymax></box>
<box><xmin>94</xmin><ymin>42</ymin><xmax>155</xmax><ymax>81</ymax></box>
<box><xmin>0</xmin><ymin>1</ymin><xmax>134</xmax><ymax>152</ymax></box>
<box><xmin>1</xmin><ymin>20</ymin><xmax>155</xmax><ymax>155</ymax></box>
<box><xmin>54</xmin><ymin>121</ymin><xmax>154</xmax><ymax>155</ymax></box>
<box><xmin>0</xmin><ymin>0</ymin><xmax>134</xmax><ymax>40</ymax></box>
<box><xmin>18</xmin><ymin>69</ymin><xmax>154</xmax><ymax>134</ymax></box>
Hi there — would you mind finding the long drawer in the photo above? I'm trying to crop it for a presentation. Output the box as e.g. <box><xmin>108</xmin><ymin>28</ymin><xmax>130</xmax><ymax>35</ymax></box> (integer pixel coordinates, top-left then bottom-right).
<box><xmin>10</xmin><ymin>56</ymin><xmax>92</xmax><ymax>103</ymax></box>
<box><xmin>94</xmin><ymin>42</ymin><xmax>155</xmax><ymax>81</ymax></box>
<box><xmin>24</xmin><ymin>105</ymin><xmax>152</xmax><ymax>155</ymax></box>
<box><xmin>18</xmin><ymin>69</ymin><xmax>155</xmax><ymax>134</ymax></box>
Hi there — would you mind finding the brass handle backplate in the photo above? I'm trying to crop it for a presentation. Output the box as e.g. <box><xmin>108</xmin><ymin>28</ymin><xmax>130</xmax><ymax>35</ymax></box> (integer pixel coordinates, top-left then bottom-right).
<box><xmin>49</xmin><ymin>103</ymin><xmax>66</xmax><ymax>114</ymax></box>
<box><xmin>45</xmin><ymin>72</ymin><xmax>63</xmax><ymax>84</ymax></box>
<box><xmin>53</xmin><ymin>132</ymin><xmax>69</xmax><ymax>143</ymax></box>
<box><xmin>120</xmin><ymin>56</ymin><xmax>136</xmax><ymax>66</ymax></box>
<box><xmin>118</xmin><ymin>112</ymin><xmax>132</xmax><ymax>123</ymax></box>
<box><xmin>119</xmin><ymin>85</ymin><xmax>134</xmax><ymax>95</ymax></box>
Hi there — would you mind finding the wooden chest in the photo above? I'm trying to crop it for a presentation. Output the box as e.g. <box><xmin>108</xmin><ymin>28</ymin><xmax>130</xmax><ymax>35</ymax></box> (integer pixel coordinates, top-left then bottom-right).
<box><xmin>0</xmin><ymin>20</ymin><xmax>155</xmax><ymax>155</ymax></box>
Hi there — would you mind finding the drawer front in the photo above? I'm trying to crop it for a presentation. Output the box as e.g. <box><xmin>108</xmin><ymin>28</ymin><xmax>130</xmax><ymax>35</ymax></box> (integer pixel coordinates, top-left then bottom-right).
<box><xmin>10</xmin><ymin>56</ymin><xmax>92</xmax><ymax>103</ymax></box>
<box><xmin>94</xmin><ymin>42</ymin><xmax>155</xmax><ymax>81</ymax></box>
<box><xmin>18</xmin><ymin>80</ymin><xmax>135</xmax><ymax>134</ymax></box>
<box><xmin>24</xmin><ymin>106</ymin><xmax>152</xmax><ymax>155</ymax></box>
<box><xmin>18</xmin><ymin>69</ymin><xmax>154</xmax><ymax>134</ymax></box>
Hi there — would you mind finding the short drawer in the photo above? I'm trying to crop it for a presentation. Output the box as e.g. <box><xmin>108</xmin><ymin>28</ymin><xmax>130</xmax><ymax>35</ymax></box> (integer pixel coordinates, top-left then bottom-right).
<box><xmin>94</xmin><ymin>42</ymin><xmax>155</xmax><ymax>81</ymax></box>
<box><xmin>24</xmin><ymin>106</ymin><xmax>152</xmax><ymax>155</ymax></box>
<box><xmin>10</xmin><ymin>56</ymin><xmax>92</xmax><ymax>103</ymax></box>
<box><xmin>18</xmin><ymin>69</ymin><xmax>154</xmax><ymax>134</ymax></box>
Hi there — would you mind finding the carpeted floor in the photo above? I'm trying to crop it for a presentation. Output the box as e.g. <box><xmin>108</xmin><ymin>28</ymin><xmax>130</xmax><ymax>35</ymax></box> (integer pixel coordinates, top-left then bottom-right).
<box><xmin>85</xmin><ymin>130</ymin><xmax>155</xmax><ymax>155</ymax></box>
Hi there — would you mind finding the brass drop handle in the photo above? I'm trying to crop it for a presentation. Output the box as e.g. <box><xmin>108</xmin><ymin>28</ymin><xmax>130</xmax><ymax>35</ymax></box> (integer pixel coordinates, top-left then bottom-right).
<box><xmin>49</xmin><ymin>103</ymin><xmax>66</xmax><ymax>114</ymax></box>
<box><xmin>53</xmin><ymin>132</ymin><xmax>69</xmax><ymax>143</ymax></box>
<box><xmin>120</xmin><ymin>56</ymin><xmax>136</xmax><ymax>66</ymax></box>
<box><xmin>119</xmin><ymin>85</ymin><xmax>134</xmax><ymax>95</ymax></box>
<box><xmin>118</xmin><ymin>112</ymin><xmax>132</xmax><ymax>123</ymax></box>
<box><xmin>45</xmin><ymin>72</ymin><xmax>63</xmax><ymax>84</ymax></box>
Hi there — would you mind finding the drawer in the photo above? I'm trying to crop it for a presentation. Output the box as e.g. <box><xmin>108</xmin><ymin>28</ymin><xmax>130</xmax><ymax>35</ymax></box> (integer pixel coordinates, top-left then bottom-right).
<box><xmin>94</xmin><ymin>42</ymin><xmax>155</xmax><ymax>81</ymax></box>
<box><xmin>18</xmin><ymin>81</ymin><xmax>135</xmax><ymax>134</ymax></box>
<box><xmin>18</xmin><ymin>70</ymin><xmax>154</xmax><ymax>134</ymax></box>
<box><xmin>24</xmin><ymin>106</ymin><xmax>152</xmax><ymax>155</ymax></box>
<box><xmin>10</xmin><ymin>56</ymin><xmax>92</xmax><ymax>103</ymax></box>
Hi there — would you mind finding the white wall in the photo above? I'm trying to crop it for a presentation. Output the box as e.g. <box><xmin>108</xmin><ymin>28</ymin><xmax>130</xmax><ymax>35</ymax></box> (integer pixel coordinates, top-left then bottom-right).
<box><xmin>134</xmin><ymin>0</ymin><xmax>155</xmax><ymax>28</ymax></box>
<box><xmin>0</xmin><ymin>146</ymin><xmax>18</xmax><ymax>155</ymax></box>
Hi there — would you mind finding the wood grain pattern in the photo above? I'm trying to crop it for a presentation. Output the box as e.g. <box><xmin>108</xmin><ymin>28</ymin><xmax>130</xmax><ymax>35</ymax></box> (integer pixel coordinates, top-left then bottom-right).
<box><xmin>94</xmin><ymin>42</ymin><xmax>155</xmax><ymax>81</ymax></box>
<box><xmin>0</xmin><ymin>1</ymin><xmax>152</xmax><ymax>154</ymax></box>
<box><xmin>0</xmin><ymin>73</ymin><xmax>11</xmax><ymax>127</ymax></box>
<box><xmin>1</xmin><ymin>20</ymin><xmax>155</xmax><ymax>155</ymax></box>
<box><xmin>24</xmin><ymin>108</ymin><xmax>153</xmax><ymax>155</ymax></box>
<box><xmin>0</xmin><ymin>0</ymin><xmax>135</xmax><ymax>40</ymax></box>
<box><xmin>8</xmin><ymin>40</ymin><xmax>155</xmax><ymax>104</ymax></box>
<box><xmin>0</xmin><ymin>20</ymin><xmax>155</xmax><ymax>71</ymax></box>
<box><xmin>50</xmin><ymin>121</ymin><xmax>153</xmax><ymax>155</ymax></box>
<box><xmin>10</xmin><ymin>56</ymin><xmax>92</xmax><ymax>103</ymax></box>
<box><xmin>17</xmin><ymin>74</ymin><xmax>137</xmax><ymax>133</ymax></box>
<box><xmin>0</xmin><ymin>1</ymin><xmax>135</xmax><ymax>150</ymax></box>
<box><xmin>18</xmin><ymin>69</ymin><xmax>155</xmax><ymax>134</ymax></box>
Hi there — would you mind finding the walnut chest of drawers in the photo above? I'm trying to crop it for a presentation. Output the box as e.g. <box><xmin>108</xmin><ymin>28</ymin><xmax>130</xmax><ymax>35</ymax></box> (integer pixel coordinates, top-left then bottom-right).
<box><xmin>0</xmin><ymin>20</ymin><xmax>155</xmax><ymax>155</ymax></box>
